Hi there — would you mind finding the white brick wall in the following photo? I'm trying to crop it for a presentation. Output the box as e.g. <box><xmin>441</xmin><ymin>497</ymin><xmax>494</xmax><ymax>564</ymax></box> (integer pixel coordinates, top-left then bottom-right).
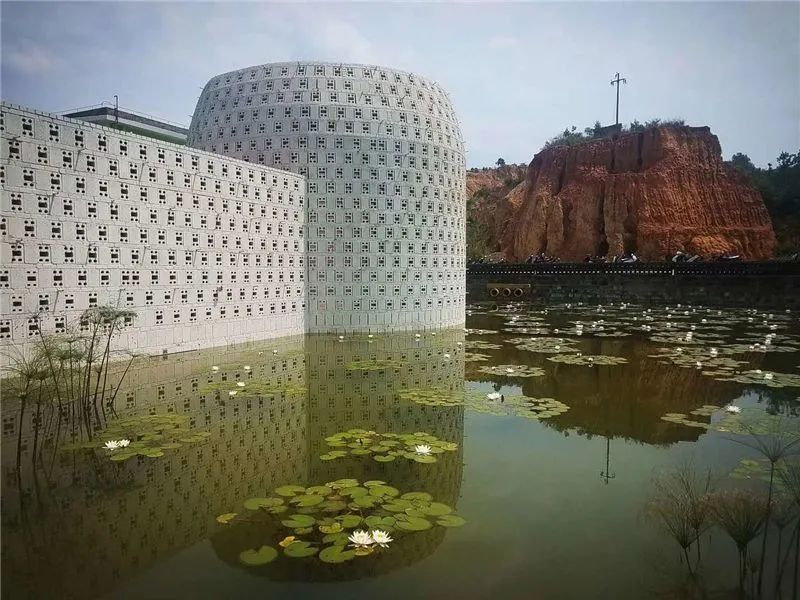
<box><xmin>187</xmin><ymin>62</ymin><xmax>466</xmax><ymax>333</ymax></box>
<box><xmin>0</xmin><ymin>103</ymin><xmax>306</xmax><ymax>366</ymax></box>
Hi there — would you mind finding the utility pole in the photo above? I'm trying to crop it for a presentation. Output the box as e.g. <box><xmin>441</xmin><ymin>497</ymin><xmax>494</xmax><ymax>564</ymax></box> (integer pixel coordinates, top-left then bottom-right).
<box><xmin>610</xmin><ymin>73</ymin><xmax>627</xmax><ymax>126</ymax></box>
<box><xmin>113</xmin><ymin>95</ymin><xmax>119</xmax><ymax>123</ymax></box>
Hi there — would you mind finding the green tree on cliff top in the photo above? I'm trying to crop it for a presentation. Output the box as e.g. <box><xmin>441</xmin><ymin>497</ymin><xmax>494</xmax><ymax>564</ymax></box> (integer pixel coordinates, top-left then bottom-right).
<box><xmin>729</xmin><ymin>150</ymin><xmax>800</xmax><ymax>254</ymax></box>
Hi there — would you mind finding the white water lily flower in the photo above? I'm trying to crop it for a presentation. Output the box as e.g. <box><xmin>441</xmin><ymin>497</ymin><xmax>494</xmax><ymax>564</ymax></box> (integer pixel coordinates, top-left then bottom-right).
<box><xmin>211</xmin><ymin>366</ymin><xmax>220</xmax><ymax>371</ymax></box>
<box><xmin>444</xmin><ymin>353</ymin><xmax>451</xmax><ymax>359</ymax></box>
<box><xmin>272</xmin><ymin>350</ymin><xmax>278</xmax><ymax>354</ymax></box>
<box><xmin>338</xmin><ymin>335</ymin><xmax>344</xmax><ymax>340</ymax></box>
<box><xmin>368</xmin><ymin>334</ymin><xmax>374</xmax><ymax>339</ymax></box>
<box><xmin>486</xmin><ymin>392</ymin><xmax>501</xmax><ymax>401</ymax></box>
<box><xmin>243</xmin><ymin>365</ymin><xmax>251</xmax><ymax>371</ymax></box>
<box><xmin>228</xmin><ymin>390</ymin><xmax>238</xmax><ymax>397</ymax></box>
<box><xmin>695</xmin><ymin>362</ymin><xmax>703</xmax><ymax>368</ymax></box>
<box><xmin>104</xmin><ymin>440</ymin><xmax>120</xmax><ymax>451</ymax></box>
<box><xmin>414</xmin><ymin>444</ymin><xmax>433</xmax><ymax>456</ymax></box>
<box><xmin>456</xmin><ymin>342</ymin><xmax>463</xmax><ymax>346</ymax></box>
<box><xmin>505</xmin><ymin>368</ymin><xmax>514</xmax><ymax>373</ymax></box>
<box><xmin>765</xmin><ymin>373</ymin><xmax>774</xmax><ymax>380</ymax></box>
<box><xmin>237</xmin><ymin>381</ymin><xmax>245</xmax><ymax>387</ymax></box>
<box><xmin>371</xmin><ymin>530</ymin><xmax>393</xmax><ymax>548</ymax></box>
<box><xmin>710</xmin><ymin>348</ymin><xmax>718</xmax><ymax>357</ymax></box>
<box><xmin>117</xmin><ymin>439</ymin><xmax>130</xmax><ymax>448</ymax></box>
<box><xmin>725</xmin><ymin>405</ymin><xmax>742</xmax><ymax>414</ymax></box>
<box><xmin>348</xmin><ymin>530</ymin><xmax>374</xmax><ymax>548</ymax></box>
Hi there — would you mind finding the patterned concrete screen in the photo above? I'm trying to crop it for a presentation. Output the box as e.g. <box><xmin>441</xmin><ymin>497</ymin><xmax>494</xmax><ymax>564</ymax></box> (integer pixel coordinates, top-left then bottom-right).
<box><xmin>188</xmin><ymin>62</ymin><xmax>467</xmax><ymax>332</ymax></box>
<box><xmin>0</xmin><ymin>103</ymin><xmax>306</xmax><ymax>365</ymax></box>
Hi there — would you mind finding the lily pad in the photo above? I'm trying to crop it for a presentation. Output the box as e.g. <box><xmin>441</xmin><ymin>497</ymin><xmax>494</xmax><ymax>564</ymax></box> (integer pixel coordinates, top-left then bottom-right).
<box><xmin>423</xmin><ymin>502</ymin><xmax>453</xmax><ymax>516</ymax></box>
<box><xmin>369</xmin><ymin>485</ymin><xmax>400</xmax><ymax>498</ymax></box>
<box><xmin>284</xmin><ymin>541</ymin><xmax>318</xmax><ymax>558</ymax></box>
<box><xmin>292</xmin><ymin>494</ymin><xmax>325</xmax><ymax>507</ymax></box>
<box><xmin>319</xmin><ymin>545</ymin><xmax>356</xmax><ymax>563</ymax></box>
<box><xmin>243</xmin><ymin>497</ymin><xmax>283</xmax><ymax>511</ymax></box>
<box><xmin>281</xmin><ymin>514</ymin><xmax>316</xmax><ymax>528</ymax></box>
<box><xmin>275</xmin><ymin>485</ymin><xmax>306</xmax><ymax>497</ymax></box>
<box><xmin>216</xmin><ymin>513</ymin><xmax>237</xmax><ymax>524</ymax></box>
<box><xmin>437</xmin><ymin>514</ymin><xmax>467</xmax><ymax>528</ymax></box>
<box><xmin>395</xmin><ymin>516</ymin><xmax>433</xmax><ymax>531</ymax></box>
<box><xmin>401</xmin><ymin>492</ymin><xmax>433</xmax><ymax>501</ymax></box>
<box><xmin>239</xmin><ymin>546</ymin><xmax>278</xmax><ymax>566</ymax></box>
<box><xmin>338</xmin><ymin>514</ymin><xmax>363</xmax><ymax>528</ymax></box>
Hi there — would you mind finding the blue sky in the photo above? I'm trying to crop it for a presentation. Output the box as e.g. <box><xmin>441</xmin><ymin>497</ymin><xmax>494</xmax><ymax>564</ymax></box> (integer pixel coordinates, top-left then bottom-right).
<box><xmin>2</xmin><ymin>1</ymin><xmax>798</xmax><ymax>167</ymax></box>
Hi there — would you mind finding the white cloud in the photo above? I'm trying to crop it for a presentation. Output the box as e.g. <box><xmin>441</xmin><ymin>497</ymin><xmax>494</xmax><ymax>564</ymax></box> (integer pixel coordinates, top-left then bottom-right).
<box><xmin>3</xmin><ymin>42</ymin><xmax>63</xmax><ymax>74</ymax></box>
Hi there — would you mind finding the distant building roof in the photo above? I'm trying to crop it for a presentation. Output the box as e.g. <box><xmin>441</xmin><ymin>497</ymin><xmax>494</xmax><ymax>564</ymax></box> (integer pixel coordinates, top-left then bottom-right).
<box><xmin>63</xmin><ymin>103</ymin><xmax>188</xmax><ymax>144</ymax></box>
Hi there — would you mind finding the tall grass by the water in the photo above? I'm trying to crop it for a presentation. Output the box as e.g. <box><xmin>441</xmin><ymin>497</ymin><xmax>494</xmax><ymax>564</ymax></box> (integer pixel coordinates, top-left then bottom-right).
<box><xmin>2</xmin><ymin>307</ymin><xmax>137</xmax><ymax>482</ymax></box>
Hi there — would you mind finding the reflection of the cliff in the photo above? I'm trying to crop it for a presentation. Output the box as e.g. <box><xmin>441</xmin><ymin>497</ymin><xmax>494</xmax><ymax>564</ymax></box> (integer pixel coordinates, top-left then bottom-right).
<box><xmin>1</xmin><ymin>331</ymin><xmax>466</xmax><ymax>598</ymax></box>
<box><xmin>465</xmin><ymin>313</ymin><xmax>744</xmax><ymax>446</ymax></box>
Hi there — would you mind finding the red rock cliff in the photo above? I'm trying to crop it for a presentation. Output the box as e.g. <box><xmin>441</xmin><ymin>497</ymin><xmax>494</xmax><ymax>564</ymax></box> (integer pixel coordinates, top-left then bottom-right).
<box><xmin>486</xmin><ymin>126</ymin><xmax>776</xmax><ymax>261</ymax></box>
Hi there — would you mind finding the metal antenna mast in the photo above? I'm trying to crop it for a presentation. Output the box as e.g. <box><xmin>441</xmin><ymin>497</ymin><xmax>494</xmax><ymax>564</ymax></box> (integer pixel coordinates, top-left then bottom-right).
<box><xmin>610</xmin><ymin>73</ymin><xmax>627</xmax><ymax>126</ymax></box>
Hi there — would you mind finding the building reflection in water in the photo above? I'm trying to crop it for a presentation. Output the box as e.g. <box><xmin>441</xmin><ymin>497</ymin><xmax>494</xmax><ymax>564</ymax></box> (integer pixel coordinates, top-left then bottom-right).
<box><xmin>0</xmin><ymin>330</ymin><xmax>466</xmax><ymax>597</ymax></box>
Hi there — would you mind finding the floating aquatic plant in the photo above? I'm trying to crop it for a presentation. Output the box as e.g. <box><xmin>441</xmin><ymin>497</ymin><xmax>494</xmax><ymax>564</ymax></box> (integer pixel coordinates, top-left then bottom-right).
<box><xmin>593</xmin><ymin>331</ymin><xmax>632</xmax><ymax>338</ymax></box>
<box><xmin>203</xmin><ymin>378</ymin><xmax>307</xmax><ymax>398</ymax></box>
<box><xmin>397</xmin><ymin>387</ymin><xmax>569</xmax><ymax>420</ymax></box>
<box><xmin>465</xmin><ymin>340</ymin><xmax>503</xmax><ymax>351</ymax></box>
<box><xmin>689</xmin><ymin>405</ymin><xmax>725</xmax><ymax>417</ymax></box>
<box><xmin>319</xmin><ymin>429</ymin><xmax>458</xmax><ymax>464</ymax></box>
<box><xmin>218</xmin><ymin>479</ymin><xmax>465</xmax><ymax>566</ymax></box>
<box><xmin>464</xmin><ymin>328</ymin><xmax>499</xmax><ymax>335</ymax></box>
<box><xmin>507</xmin><ymin>337</ymin><xmax>580</xmax><ymax>354</ymax></box>
<box><xmin>464</xmin><ymin>352</ymin><xmax>491</xmax><ymax>363</ymax></box>
<box><xmin>714</xmin><ymin>370</ymin><xmax>800</xmax><ymax>389</ymax></box>
<box><xmin>62</xmin><ymin>414</ymin><xmax>211</xmax><ymax>461</ymax></box>
<box><xmin>476</xmin><ymin>364</ymin><xmax>546</xmax><ymax>377</ymax></box>
<box><xmin>546</xmin><ymin>354</ymin><xmax>628</xmax><ymax>366</ymax></box>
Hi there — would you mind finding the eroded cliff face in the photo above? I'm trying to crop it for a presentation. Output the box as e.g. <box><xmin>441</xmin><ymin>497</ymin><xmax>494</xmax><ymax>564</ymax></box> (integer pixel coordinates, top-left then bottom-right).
<box><xmin>471</xmin><ymin>126</ymin><xmax>776</xmax><ymax>261</ymax></box>
<box><xmin>466</xmin><ymin>165</ymin><xmax>527</xmax><ymax>258</ymax></box>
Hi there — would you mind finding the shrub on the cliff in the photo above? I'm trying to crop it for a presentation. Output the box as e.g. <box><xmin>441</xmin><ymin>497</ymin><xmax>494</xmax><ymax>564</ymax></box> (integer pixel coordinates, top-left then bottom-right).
<box><xmin>543</xmin><ymin>125</ymin><xmax>591</xmax><ymax>148</ymax></box>
<box><xmin>544</xmin><ymin>119</ymin><xmax>687</xmax><ymax>150</ymax></box>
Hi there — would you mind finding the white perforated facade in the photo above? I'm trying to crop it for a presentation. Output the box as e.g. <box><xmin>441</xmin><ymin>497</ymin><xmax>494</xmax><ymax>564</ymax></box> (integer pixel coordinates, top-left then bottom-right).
<box><xmin>0</xmin><ymin>103</ymin><xmax>306</xmax><ymax>364</ymax></box>
<box><xmin>188</xmin><ymin>62</ymin><xmax>466</xmax><ymax>332</ymax></box>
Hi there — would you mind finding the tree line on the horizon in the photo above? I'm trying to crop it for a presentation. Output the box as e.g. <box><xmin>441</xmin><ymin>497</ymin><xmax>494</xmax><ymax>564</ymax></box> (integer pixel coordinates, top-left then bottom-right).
<box><xmin>728</xmin><ymin>150</ymin><xmax>800</xmax><ymax>255</ymax></box>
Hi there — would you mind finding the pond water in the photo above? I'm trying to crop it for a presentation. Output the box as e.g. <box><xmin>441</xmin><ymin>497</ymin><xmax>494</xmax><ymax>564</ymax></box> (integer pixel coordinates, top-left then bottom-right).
<box><xmin>2</xmin><ymin>301</ymin><xmax>799</xmax><ymax>599</ymax></box>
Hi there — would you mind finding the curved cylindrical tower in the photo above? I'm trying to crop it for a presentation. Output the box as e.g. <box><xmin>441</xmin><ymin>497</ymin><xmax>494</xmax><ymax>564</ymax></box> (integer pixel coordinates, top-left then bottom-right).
<box><xmin>188</xmin><ymin>62</ymin><xmax>466</xmax><ymax>332</ymax></box>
